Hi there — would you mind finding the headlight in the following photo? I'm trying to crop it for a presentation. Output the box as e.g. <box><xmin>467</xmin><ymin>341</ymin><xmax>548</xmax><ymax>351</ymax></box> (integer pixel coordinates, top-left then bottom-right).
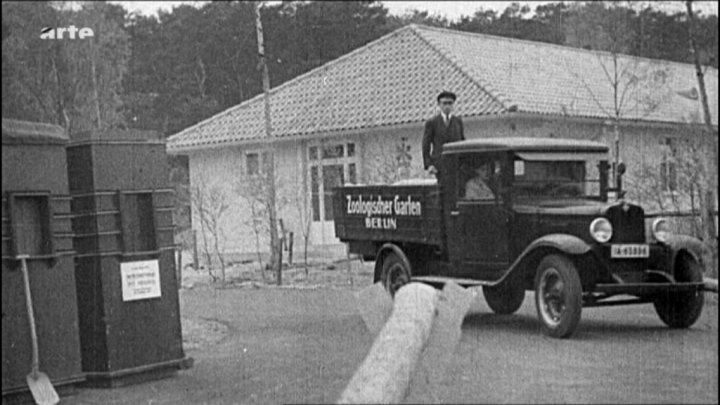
<box><xmin>652</xmin><ymin>218</ymin><xmax>670</xmax><ymax>243</ymax></box>
<box><xmin>589</xmin><ymin>217</ymin><xmax>613</xmax><ymax>243</ymax></box>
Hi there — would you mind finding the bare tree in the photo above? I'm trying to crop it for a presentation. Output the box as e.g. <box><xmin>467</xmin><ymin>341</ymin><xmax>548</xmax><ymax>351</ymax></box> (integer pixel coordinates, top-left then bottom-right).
<box><xmin>630</xmin><ymin>136</ymin><xmax>715</xmax><ymax>275</ymax></box>
<box><xmin>190</xmin><ymin>178</ymin><xmax>229</xmax><ymax>283</ymax></box>
<box><xmin>291</xmin><ymin>183</ymin><xmax>313</xmax><ymax>279</ymax></box>
<box><xmin>247</xmin><ymin>193</ymin><xmax>270</xmax><ymax>283</ymax></box>
<box><xmin>368</xmin><ymin>137</ymin><xmax>426</xmax><ymax>184</ymax></box>
<box><xmin>564</xmin><ymin>2</ymin><xmax>673</xmax><ymax>184</ymax></box>
<box><xmin>567</xmin><ymin>54</ymin><xmax>672</xmax><ymax>184</ymax></box>
<box><xmin>237</xmin><ymin>160</ymin><xmax>291</xmax><ymax>284</ymax></box>
<box><xmin>254</xmin><ymin>2</ymin><xmax>282</xmax><ymax>282</ymax></box>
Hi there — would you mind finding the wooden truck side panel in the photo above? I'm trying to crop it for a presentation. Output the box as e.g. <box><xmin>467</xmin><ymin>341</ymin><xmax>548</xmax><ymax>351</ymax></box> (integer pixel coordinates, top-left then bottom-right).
<box><xmin>333</xmin><ymin>184</ymin><xmax>444</xmax><ymax>247</ymax></box>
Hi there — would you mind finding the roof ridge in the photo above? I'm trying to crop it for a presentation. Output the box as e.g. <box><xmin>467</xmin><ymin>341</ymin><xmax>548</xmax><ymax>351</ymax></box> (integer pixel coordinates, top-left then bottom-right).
<box><xmin>411</xmin><ymin>24</ymin><xmax>719</xmax><ymax>73</ymax></box>
<box><xmin>169</xmin><ymin>25</ymin><xmax>418</xmax><ymax>141</ymax></box>
<box><xmin>408</xmin><ymin>25</ymin><xmax>513</xmax><ymax>111</ymax></box>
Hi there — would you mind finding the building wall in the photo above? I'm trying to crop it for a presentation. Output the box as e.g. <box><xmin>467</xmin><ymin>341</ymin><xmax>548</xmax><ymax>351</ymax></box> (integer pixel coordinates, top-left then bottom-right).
<box><xmin>187</xmin><ymin>114</ymin><xmax>710</xmax><ymax>257</ymax></box>
<box><xmin>188</xmin><ymin>141</ymin><xmax>306</xmax><ymax>258</ymax></box>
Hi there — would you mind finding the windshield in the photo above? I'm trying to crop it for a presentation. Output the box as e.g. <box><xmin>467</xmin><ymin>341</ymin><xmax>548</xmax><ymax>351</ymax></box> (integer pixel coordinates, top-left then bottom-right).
<box><xmin>512</xmin><ymin>157</ymin><xmax>607</xmax><ymax>199</ymax></box>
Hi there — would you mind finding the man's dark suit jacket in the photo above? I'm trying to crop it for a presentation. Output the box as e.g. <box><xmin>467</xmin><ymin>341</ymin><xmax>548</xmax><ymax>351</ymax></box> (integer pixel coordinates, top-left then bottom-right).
<box><xmin>422</xmin><ymin>114</ymin><xmax>465</xmax><ymax>170</ymax></box>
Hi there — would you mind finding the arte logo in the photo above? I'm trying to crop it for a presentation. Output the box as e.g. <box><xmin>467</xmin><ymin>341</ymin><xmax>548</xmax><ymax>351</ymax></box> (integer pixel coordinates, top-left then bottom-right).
<box><xmin>40</xmin><ymin>25</ymin><xmax>94</xmax><ymax>40</ymax></box>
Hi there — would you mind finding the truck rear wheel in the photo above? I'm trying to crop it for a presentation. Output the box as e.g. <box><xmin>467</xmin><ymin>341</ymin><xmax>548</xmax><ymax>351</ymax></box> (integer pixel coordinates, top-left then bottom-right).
<box><xmin>534</xmin><ymin>254</ymin><xmax>582</xmax><ymax>338</ymax></box>
<box><xmin>381</xmin><ymin>253</ymin><xmax>411</xmax><ymax>298</ymax></box>
<box><xmin>483</xmin><ymin>278</ymin><xmax>525</xmax><ymax>315</ymax></box>
<box><xmin>653</xmin><ymin>252</ymin><xmax>704</xmax><ymax>329</ymax></box>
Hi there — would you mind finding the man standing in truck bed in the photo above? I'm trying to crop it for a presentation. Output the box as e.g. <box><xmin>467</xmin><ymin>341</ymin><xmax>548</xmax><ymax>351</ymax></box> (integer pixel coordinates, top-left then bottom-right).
<box><xmin>423</xmin><ymin>91</ymin><xmax>465</xmax><ymax>177</ymax></box>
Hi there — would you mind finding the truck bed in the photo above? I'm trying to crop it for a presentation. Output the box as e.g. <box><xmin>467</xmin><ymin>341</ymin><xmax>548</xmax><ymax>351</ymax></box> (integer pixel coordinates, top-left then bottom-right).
<box><xmin>332</xmin><ymin>182</ymin><xmax>443</xmax><ymax>247</ymax></box>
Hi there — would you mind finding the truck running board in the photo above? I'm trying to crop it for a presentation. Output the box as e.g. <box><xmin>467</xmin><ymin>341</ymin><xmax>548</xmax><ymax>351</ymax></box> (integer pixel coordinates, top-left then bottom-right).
<box><xmin>412</xmin><ymin>276</ymin><xmax>494</xmax><ymax>287</ymax></box>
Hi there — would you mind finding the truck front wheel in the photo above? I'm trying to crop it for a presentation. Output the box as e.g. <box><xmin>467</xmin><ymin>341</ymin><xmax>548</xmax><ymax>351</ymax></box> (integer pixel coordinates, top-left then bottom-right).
<box><xmin>653</xmin><ymin>252</ymin><xmax>704</xmax><ymax>329</ymax></box>
<box><xmin>534</xmin><ymin>254</ymin><xmax>582</xmax><ymax>338</ymax></box>
<box><xmin>483</xmin><ymin>277</ymin><xmax>525</xmax><ymax>315</ymax></box>
<box><xmin>381</xmin><ymin>253</ymin><xmax>411</xmax><ymax>298</ymax></box>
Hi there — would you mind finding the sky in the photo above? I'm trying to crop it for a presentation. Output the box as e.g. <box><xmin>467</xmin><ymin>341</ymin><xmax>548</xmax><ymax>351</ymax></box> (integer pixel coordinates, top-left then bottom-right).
<box><xmin>111</xmin><ymin>1</ymin><xmax>719</xmax><ymax>21</ymax></box>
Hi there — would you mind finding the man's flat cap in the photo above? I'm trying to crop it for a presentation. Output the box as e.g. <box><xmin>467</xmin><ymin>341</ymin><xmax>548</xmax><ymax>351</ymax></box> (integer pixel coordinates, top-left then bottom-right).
<box><xmin>437</xmin><ymin>91</ymin><xmax>457</xmax><ymax>102</ymax></box>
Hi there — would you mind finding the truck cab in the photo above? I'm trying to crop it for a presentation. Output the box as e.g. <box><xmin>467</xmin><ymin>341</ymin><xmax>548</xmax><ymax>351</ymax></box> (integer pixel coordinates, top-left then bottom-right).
<box><xmin>333</xmin><ymin>137</ymin><xmax>706</xmax><ymax>338</ymax></box>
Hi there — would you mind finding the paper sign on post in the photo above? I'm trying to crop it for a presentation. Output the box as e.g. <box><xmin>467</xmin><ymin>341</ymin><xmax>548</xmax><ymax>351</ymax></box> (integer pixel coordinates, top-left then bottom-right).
<box><xmin>121</xmin><ymin>260</ymin><xmax>161</xmax><ymax>301</ymax></box>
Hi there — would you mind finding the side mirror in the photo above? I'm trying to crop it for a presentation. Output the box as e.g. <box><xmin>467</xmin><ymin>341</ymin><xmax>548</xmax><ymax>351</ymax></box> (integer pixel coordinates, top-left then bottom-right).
<box><xmin>617</xmin><ymin>162</ymin><xmax>626</xmax><ymax>175</ymax></box>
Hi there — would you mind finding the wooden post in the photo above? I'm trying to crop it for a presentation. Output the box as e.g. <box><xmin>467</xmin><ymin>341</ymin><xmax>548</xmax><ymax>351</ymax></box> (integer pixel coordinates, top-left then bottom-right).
<box><xmin>192</xmin><ymin>230</ymin><xmax>199</xmax><ymax>270</ymax></box>
<box><xmin>288</xmin><ymin>231</ymin><xmax>294</xmax><ymax>265</ymax></box>
<box><xmin>338</xmin><ymin>283</ymin><xmax>438</xmax><ymax>404</ymax></box>
<box><xmin>277</xmin><ymin>236</ymin><xmax>283</xmax><ymax>286</ymax></box>
<box><xmin>176</xmin><ymin>247</ymin><xmax>182</xmax><ymax>289</ymax></box>
<box><xmin>346</xmin><ymin>245</ymin><xmax>353</xmax><ymax>286</ymax></box>
<box><xmin>278</xmin><ymin>219</ymin><xmax>286</xmax><ymax>286</ymax></box>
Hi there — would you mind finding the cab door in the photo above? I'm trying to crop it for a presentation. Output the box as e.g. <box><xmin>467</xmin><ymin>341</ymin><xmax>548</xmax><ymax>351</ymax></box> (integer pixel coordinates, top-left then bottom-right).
<box><xmin>446</xmin><ymin>154</ymin><xmax>510</xmax><ymax>280</ymax></box>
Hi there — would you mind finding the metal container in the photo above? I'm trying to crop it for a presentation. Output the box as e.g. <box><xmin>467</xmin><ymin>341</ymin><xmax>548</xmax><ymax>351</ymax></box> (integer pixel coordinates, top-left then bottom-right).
<box><xmin>66</xmin><ymin>130</ymin><xmax>188</xmax><ymax>387</ymax></box>
<box><xmin>1</xmin><ymin>119</ymin><xmax>84</xmax><ymax>397</ymax></box>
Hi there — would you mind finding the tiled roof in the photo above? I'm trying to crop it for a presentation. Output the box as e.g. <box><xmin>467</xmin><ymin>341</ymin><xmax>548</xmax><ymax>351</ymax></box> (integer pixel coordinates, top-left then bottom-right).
<box><xmin>168</xmin><ymin>24</ymin><xmax>718</xmax><ymax>153</ymax></box>
<box><xmin>418</xmin><ymin>25</ymin><xmax>718</xmax><ymax>125</ymax></box>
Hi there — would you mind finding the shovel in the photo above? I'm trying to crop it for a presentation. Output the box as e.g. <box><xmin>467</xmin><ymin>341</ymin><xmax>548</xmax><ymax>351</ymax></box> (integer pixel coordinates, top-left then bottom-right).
<box><xmin>19</xmin><ymin>255</ymin><xmax>59</xmax><ymax>405</ymax></box>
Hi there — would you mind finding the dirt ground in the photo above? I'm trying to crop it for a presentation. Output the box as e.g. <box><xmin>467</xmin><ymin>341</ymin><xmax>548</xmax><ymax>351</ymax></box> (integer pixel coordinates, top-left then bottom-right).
<box><xmin>65</xmin><ymin>265</ymin><xmax>717</xmax><ymax>404</ymax></box>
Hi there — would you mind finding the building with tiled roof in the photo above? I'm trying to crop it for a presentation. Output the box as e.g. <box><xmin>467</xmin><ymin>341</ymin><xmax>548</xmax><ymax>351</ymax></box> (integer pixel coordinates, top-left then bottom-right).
<box><xmin>168</xmin><ymin>24</ymin><xmax>717</xmax><ymax>153</ymax></box>
<box><xmin>168</xmin><ymin>24</ymin><xmax>718</xmax><ymax>258</ymax></box>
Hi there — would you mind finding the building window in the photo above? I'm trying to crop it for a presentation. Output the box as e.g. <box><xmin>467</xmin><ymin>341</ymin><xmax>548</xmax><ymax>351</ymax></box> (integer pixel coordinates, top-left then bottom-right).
<box><xmin>322</xmin><ymin>144</ymin><xmax>344</xmax><ymax>159</ymax></box>
<box><xmin>348</xmin><ymin>163</ymin><xmax>357</xmax><ymax>184</ymax></box>
<box><xmin>246</xmin><ymin>151</ymin><xmax>269</xmax><ymax>176</ymax></box>
<box><xmin>121</xmin><ymin>192</ymin><xmax>157</xmax><ymax>253</ymax></box>
<box><xmin>308</xmin><ymin>142</ymin><xmax>358</xmax><ymax>222</ymax></box>
<box><xmin>10</xmin><ymin>194</ymin><xmax>52</xmax><ymax>257</ymax></box>
<box><xmin>247</xmin><ymin>153</ymin><xmax>260</xmax><ymax>176</ymax></box>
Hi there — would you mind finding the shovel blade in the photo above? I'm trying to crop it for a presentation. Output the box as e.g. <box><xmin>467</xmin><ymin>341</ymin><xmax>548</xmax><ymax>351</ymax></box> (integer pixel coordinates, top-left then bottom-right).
<box><xmin>26</xmin><ymin>371</ymin><xmax>59</xmax><ymax>405</ymax></box>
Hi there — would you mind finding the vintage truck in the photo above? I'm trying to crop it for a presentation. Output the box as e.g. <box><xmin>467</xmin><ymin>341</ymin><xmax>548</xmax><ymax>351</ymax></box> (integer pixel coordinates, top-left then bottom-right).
<box><xmin>333</xmin><ymin>137</ymin><xmax>707</xmax><ymax>338</ymax></box>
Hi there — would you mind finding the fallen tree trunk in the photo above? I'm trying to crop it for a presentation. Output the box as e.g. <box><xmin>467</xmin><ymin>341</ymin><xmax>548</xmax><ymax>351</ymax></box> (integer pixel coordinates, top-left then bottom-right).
<box><xmin>338</xmin><ymin>283</ymin><xmax>438</xmax><ymax>404</ymax></box>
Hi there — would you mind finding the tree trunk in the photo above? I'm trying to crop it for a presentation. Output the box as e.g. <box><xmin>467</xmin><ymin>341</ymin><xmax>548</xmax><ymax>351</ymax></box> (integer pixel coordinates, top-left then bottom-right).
<box><xmin>254</xmin><ymin>2</ymin><xmax>281</xmax><ymax>284</ymax></box>
<box><xmin>51</xmin><ymin>54</ymin><xmax>71</xmax><ymax>136</ymax></box>
<box><xmin>686</xmin><ymin>0</ymin><xmax>718</xmax><ymax>274</ymax></box>
<box><xmin>338</xmin><ymin>284</ymin><xmax>438</xmax><ymax>404</ymax></box>
<box><xmin>89</xmin><ymin>38</ymin><xmax>102</xmax><ymax>130</ymax></box>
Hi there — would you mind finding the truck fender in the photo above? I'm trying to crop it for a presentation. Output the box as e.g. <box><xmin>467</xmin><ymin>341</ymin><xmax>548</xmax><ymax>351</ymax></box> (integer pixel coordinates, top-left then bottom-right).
<box><xmin>663</xmin><ymin>234</ymin><xmax>705</xmax><ymax>270</ymax></box>
<box><xmin>519</xmin><ymin>233</ymin><xmax>591</xmax><ymax>256</ymax></box>
<box><xmin>373</xmin><ymin>243</ymin><xmax>412</xmax><ymax>283</ymax></box>
<box><xmin>497</xmin><ymin>234</ymin><xmax>591</xmax><ymax>285</ymax></box>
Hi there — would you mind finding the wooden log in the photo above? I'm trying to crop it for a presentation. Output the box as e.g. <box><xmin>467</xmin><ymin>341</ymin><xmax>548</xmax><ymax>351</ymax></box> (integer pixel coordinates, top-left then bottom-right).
<box><xmin>355</xmin><ymin>283</ymin><xmax>394</xmax><ymax>338</ymax></box>
<box><xmin>409</xmin><ymin>282</ymin><xmax>476</xmax><ymax>400</ymax></box>
<box><xmin>338</xmin><ymin>283</ymin><xmax>438</xmax><ymax>404</ymax></box>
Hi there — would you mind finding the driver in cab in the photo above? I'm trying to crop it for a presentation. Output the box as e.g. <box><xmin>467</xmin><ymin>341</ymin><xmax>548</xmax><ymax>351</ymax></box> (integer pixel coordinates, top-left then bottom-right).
<box><xmin>465</xmin><ymin>164</ymin><xmax>495</xmax><ymax>200</ymax></box>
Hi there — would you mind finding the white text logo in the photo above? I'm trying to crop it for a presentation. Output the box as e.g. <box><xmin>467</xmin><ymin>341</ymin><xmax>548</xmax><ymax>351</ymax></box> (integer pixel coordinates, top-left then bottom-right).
<box><xmin>40</xmin><ymin>25</ymin><xmax>94</xmax><ymax>40</ymax></box>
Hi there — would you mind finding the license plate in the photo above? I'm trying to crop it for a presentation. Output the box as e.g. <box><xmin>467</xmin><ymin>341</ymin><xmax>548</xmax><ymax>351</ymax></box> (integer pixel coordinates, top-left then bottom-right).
<box><xmin>611</xmin><ymin>244</ymin><xmax>649</xmax><ymax>259</ymax></box>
